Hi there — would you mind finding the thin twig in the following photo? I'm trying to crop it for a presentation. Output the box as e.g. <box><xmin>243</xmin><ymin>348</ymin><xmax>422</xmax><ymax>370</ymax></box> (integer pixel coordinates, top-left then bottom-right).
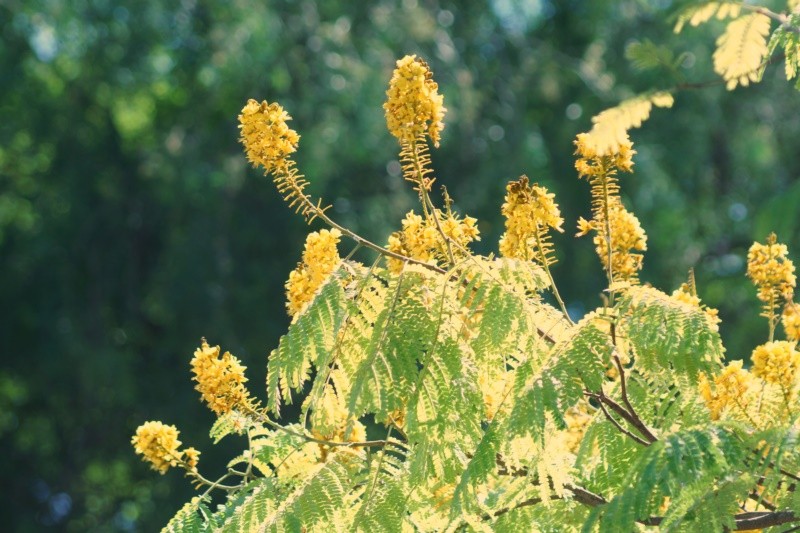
<box><xmin>595</xmin><ymin>396</ymin><xmax>649</xmax><ymax>446</ymax></box>
<box><xmin>245</xmin><ymin>406</ymin><xmax>397</xmax><ymax>449</ymax></box>
<box><xmin>610</xmin><ymin>323</ymin><xmax>658</xmax><ymax>443</ymax></box>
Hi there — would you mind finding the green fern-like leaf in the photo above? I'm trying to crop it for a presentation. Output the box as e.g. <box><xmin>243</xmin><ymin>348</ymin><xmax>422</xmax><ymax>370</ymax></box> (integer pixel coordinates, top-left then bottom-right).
<box><xmin>509</xmin><ymin>316</ymin><xmax>614</xmax><ymax>437</ymax></box>
<box><xmin>587</xmin><ymin>425</ymin><xmax>748</xmax><ymax>532</ymax></box>
<box><xmin>347</xmin><ymin>270</ymin><xmax>436</xmax><ymax>422</ymax></box>
<box><xmin>765</xmin><ymin>13</ymin><xmax>800</xmax><ymax>89</ymax></box>
<box><xmin>209</xmin><ymin>411</ymin><xmax>250</xmax><ymax>443</ymax></box>
<box><xmin>618</xmin><ymin>286</ymin><xmax>724</xmax><ymax>384</ymax></box>
<box><xmin>162</xmin><ymin>497</ymin><xmax>213</xmax><ymax>533</ymax></box>
<box><xmin>267</xmin><ymin>273</ymin><xmax>348</xmax><ymax>415</ymax></box>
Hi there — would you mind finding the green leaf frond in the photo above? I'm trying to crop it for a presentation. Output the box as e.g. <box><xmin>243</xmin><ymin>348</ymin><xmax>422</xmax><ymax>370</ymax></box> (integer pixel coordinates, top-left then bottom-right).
<box><xmin>266</xmin><ymin>270</ymin><xmax>348</xmax><ymax>415</ymax></box>
<box><xmin>617</xmin><ymin>285</ymin><xmax>725</xmax><ymax>384</ymax></box>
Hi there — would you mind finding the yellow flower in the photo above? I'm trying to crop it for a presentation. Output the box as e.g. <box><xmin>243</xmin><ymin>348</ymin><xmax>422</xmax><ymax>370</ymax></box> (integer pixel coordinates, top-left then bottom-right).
<box><xmin>190</xmin><ymin>340</ymin><xmax>251</xmax><ymax>415</ymax></box>
<box><xmin>574</xmin><ymin>133</ymin><xmax>635</xmax><ymax>176</ymax></box>
<box><xmin>699</xmin><ymin>360</ymin><xmax>754</xmax><ymax>420</ymax></box>
<box><xmin>498</xmin><ymin>176</ymin><xmax>564</xmax><ymax>265</ymax></box>
<box><xmin>238</xmin><ymin>99</ymin><xmax>300</xmax><ymax>174</ymax></box>
<box><xmin>131</xmin><ymin>421</ymin><xmax>183</xmax><ymax>474</ymax></box>
<box><xmin>747</xmin><ymin>233</ymin><xmax>796</xmax><ymax>307</ymax></box>
<box><xmin>385</xmin><ymin>210</ymin><xmax>479</xmax><ymax>273</ymax></box>
<box><xmin>286</xmin><ymin>228</ymin><xmax>342</xmax><ymax>317</ymax></box>
<box><xmin>384</xmin><ymin>55</ymin><xmax>446</xmax><ymax>147</ymax></box>
<box><xmin>751</xmin><ymin>341</ymin><xmax>800</xmax><ymax>389</ymax></box>
<box><xmin>562</xmin><ymin>403</ymin><xmax>594</xmax><ymax>453</ymax></box>
<box><xmin>183</xmin><ymin>447</ymin><xmax>201</xmax><ymax>471</ymax></box>
<box><xmin>672</xmin><ymin>282</ymin><xmax>721</xmax><ymax>332</ymax></box>
<box><xmin>784</xmin><ymin>302</ymin><xmax>800</xmax><ymax>342</ymax></box>
<box><xmin>578</xmin><ymin>198</ymin><xmax>647</xmax><ymax>282</ymax></box>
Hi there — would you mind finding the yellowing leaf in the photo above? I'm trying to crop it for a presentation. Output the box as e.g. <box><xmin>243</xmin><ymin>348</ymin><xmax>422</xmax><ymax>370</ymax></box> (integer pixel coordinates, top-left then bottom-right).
<box><xmin>714</xmin><ymin>14</ymin><xmax>772</xmax><ymax>90</ymax></box>
<box><xmin>581</xmin><ymin>92</ymin><xmax>674</xmax><ymax>156</ymax></box>
<box><xmin>674</xmin><ymin>2</ymin><xmax>741</xmax><ymax>33</ymax></box>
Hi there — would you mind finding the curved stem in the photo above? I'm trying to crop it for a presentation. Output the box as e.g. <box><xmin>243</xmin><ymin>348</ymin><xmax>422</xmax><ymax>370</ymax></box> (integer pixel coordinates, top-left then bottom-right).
<box><xmin>244</xmin><ymin>406</ymin><xmax>399</xmax><ymax>449</ymax></box>
<box><xmin>278</xmin><ymin>168</ymin><xmax>446</xmax><ymax>275</ymax></box>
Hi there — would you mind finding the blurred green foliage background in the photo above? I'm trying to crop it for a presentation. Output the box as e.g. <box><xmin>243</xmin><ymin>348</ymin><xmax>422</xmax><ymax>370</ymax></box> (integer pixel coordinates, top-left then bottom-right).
<box><xmin>2</xmin><ymin>0</ymin><xmax>799</xmax><ymax>530</ymax></box>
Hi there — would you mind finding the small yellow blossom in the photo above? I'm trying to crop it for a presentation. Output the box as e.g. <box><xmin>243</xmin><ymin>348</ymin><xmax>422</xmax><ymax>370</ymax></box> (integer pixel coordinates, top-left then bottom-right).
<box><xmin>699</xmin><ymin>360</ymin><xmax>754</xmax><ymax>420</ymax></box>
<box><xmin>751</xmin><ymin>341</ymin><xmax>800</xmax><ymax>389</ymax></box>
<box><xmin>131</xmin><ymin>421</ymin><xmax>183</xmax><ymax>474</ymax></box>
<box><xmin>384</xmin><ymin>55</ymin><xmax>446</xmax><ymax>147</ymax></box>
<box><xmin>783</xmin><ymin>302</ymin><xmax>800</xmax><ymax>342</ymax></box>
<box><xmin>286</xmin><ymin>228</ymin><xmax>342</xmax><ymax>317</ymax></box>
<box><xmin>747</xmin><ymin>233</ymin><xmax>796</xmax><ymax>308</ymax></box>
<box><xmin>238</xmin><ymin>99</ymin><xmax>300</xmax><ymax>174</ymax></box>
<box><xmin>672</xmin><ymin>282</ymin><xmax>721</xmax><ymax>332</ymax></box>
<box><xmin>191</xmin><ymin>340</ymin><xmax>251</xmax><ymax>416</ymax></box>
<box><xmin>574</xmin><ymin>133</ymin><xmax>635</xmax><ymax>176</ymax></box>
<box><xmin>183</xmin><ymin>447</ymin><xmax>201</xmax><ymax>471</ymax></box>
<box><xmin>386</xmin><ymin>210</ymin><xmax>480</xmax><ymax>273</ymax></box>
<box><xmin>498</xmin><ymin>176</ymin><xmax>564</xmax><ymax>265</ymax></box>
<box><xmin>577</xmin><ymin>198</ymin><xmax>647</xmax><ymax>282</ymax></box>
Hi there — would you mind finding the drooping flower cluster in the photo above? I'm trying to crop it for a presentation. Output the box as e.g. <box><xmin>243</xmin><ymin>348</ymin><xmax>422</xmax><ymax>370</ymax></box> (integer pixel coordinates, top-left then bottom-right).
<box><xmin>498</xmin><ymin>176</ymin><xmax>564</xmax><ymax>265</ymax></box>
<box><xmin>574</xmin><ymin>132</ymin><xmax>636</xmax><ymax>176</ymax></box>
<box><xmin>190</xmin><ymin>340</ymin><xmax>251</xmax><ymax>416</ymax></box>
<box><xmin>238</xmin><ymin>99</ymin><xmax>300</xmax><ymax>174</ymax></box>
<box><xmin>577</xmin><ymin>198</ymin><xmax>647</xmax><ymax>283</ymax></box>
<box><xmin>751</xmin><ymin>341</ymin><xmax>800</xmax><ymax>389</ymax></box>
<box><xmin>574</xmin><ymin>134</ymin><xmax>645</xmax><ymax>284</ymax></box>
<box><xmin>383</xmin><ymin>55</ymin><xmax>446</xmax><ymax>147</ymax></box>
<box><xmin>698</xmin><ymin>360</ymin><xmax>754</xmax><ymax>420</ymax></box>
<box><xmin>286</xmin><ymin>228</ymin><xmax>342</xmax><ymax>317</ymax></box>
<box><xmin>561</xmin><ymin>403</ymin><xmax>594</xmax><ymax>453</ymax></box>
<box><xmin>131</xmin><ymin>421</ymin><xmax>197</xmax><ymax>474</ymax></box>
<box><xmin>747</xmin><ymin>233</ymin><xmax>796</xmax><ymax>316</ymax></box>
<box><xmin>386</xmin><ymin>210</ymin><xmax>479</xmax><ymax>273</ymax></box>
<box><xmin>672</xmin><ymin>281</ymin><xmax>721</xmax><ymax>332</ymax></box>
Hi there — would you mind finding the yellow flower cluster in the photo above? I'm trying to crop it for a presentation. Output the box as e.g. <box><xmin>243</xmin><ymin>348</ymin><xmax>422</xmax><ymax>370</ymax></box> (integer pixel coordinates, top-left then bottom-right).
<box><xmin>751</xmin><ymin>341</ymin><xmax>800</xmax><ymax>389</ymax></box>
<box><xmin>286</xmin><ymin>228</ymin><xmax>342</xmax><ymax>317</ymax></box>
<box><xmin>561</xmin><ymin>403</ymin><xmax>594</xmax><ymax>453</ymax></box>
<box><xmin>577</xmin><ymin>198</ymin><xmax>647</xmax><ymax>282</ymax></box>
<box><xmin>698</xmin><ymin>360</ymin><xmax>754</xmax><ymax>420</ymax></box>
<box><xmin>498</xmin><ymin>176</ymin><xmax>564</xmax><ymax>264</ymax></box>
<box><xmin>384</xmin><ymin>55</ymin><xmax>446</xmax><ymax>147</ymax></box>
<box><xmin>747</xmin><ymin>233</ymin><xmax>796</xmax><ymax>307</ymax></box>
<box><xmin>386</xmin><ymin>210</ymin><xmax>479</xmax><ymax>273</ymax></box>
<box><xmin>671</xmin><ymin>282</ymin><xmax>721</xmax><ymax>332</ymax></box>
<box><xmin>131</xmin><ymin>421</ymin><xmax>198</xmax><ymax>474</ymax></box>
<box><xmin>190</xmin><ymin>340</ymin><xmax>251</xmax><ymax>416</ymax></box>
<box><xmin>574</xmin><ymin>132</ymin><xmax>635</xmax><ymax>176</ymax></box>
<box><xmin>238</xmin><ymin>99</ymin><xmax>300</xmax><ymax>174</ymax></box>
<box><xmin>784</xmin><ymin>302</ymin><xmax>800</xmax><ymax>342</ymax></box>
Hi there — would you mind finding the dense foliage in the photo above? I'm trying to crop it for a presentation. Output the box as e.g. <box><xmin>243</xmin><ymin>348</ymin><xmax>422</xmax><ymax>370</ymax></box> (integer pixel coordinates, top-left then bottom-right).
<box><xmin>131</xmin><ymin>3</ymin><xmax>800</xmax><ymax>530</ymax></box>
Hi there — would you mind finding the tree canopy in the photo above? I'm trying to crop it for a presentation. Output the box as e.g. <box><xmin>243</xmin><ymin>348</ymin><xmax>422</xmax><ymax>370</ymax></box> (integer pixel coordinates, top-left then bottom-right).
<box><xmin>2</xmin><ymin>1</ymin><xmax>800</xmax><ymax>530</ymax></box>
